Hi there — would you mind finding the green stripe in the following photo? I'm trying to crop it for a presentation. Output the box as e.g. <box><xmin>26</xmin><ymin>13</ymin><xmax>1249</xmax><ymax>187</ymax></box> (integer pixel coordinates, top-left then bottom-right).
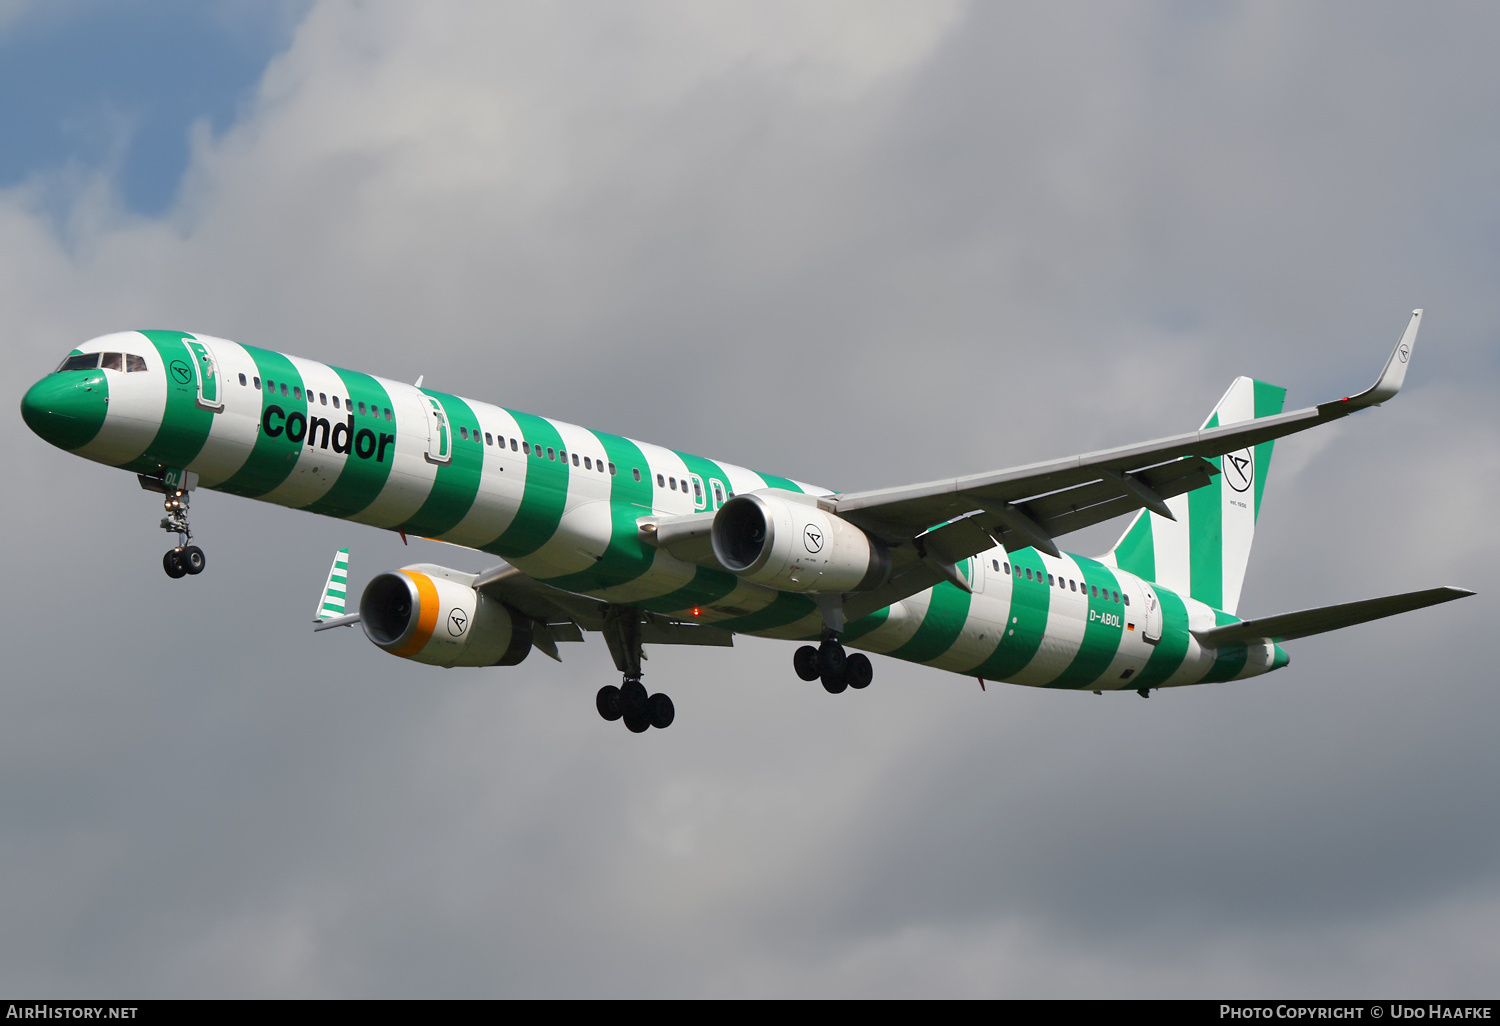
<box><xmin>1131</xmin><ymin>585</ymin><xmax>1191</xmax><ymax>689</ymax></box>
<box><xmin>122</xmin><ymin>331</ymin><xmax>217</xmax><ymax>475</ymax></box>
<box><xmin>888</xmin><ymin>581</ymin><xmax>971</xmax><ymax>664</ymax></box>
<box><xmin>638</xmin><ymin>566</ymin><xmax>742</xmax><ymax>615</ymax></box>
<box><xmin>841</xmin><ymin>605</ymin><xmax>890</xmax><ymax>642</ymax></box>
<box><xmin>674</xmin><ymin>450</ymin><xmax>734</xmax><ymax>512</ymax></box>
<box><xmin>214</xmin><ymin>346</ymin><xmax>305</xmax><ymax>497</ymax></box>
<box><xmin>300</xmin><ymin>367</ymin><xmax>396</xmax><ymax>518</ymax></box>
<box><xmin>711</xmin><ymin>592</ymin><xmax>816</xmax><ymax>633</ymax></box>
<box><xmin>397</xmin><ymin>391</ymin><xmax>484</xmax><ymax>537</ymax></box>
<box><xmin>1251</xmin><ymin>380</ymin><xmax>1286</xmax><ymax>522</ymax></box>
<box><xmin>755</xmin><ymin>471</ymin><xmax>803</xmax><ymax>493</ymax></box>
<box><xmin>542</xmin><ymin>431</ymin><xmax>658</xmax><ymax>590</ymax></box>
<box><xmin>969</xmin><ymin>549</ymin><xmax>1050</xmax><ymax>679</ymax></box>
<box><xmin>1112</xmin><ymin>511</ymin><xmax>1156</xmax><ymax>583</ymax></box>
<box><xmin>1048</xmin><ymin>557</ymin><xmax>1125</xmax><ymax>688</ymax></box>
<box><xmin>484</xmin><ymin>410</ymin><xmax>569</xmax><ymax>558</ymax></box>
<box><xmin>1188</xmin><ymin>411</ymin><xmax>1224</xmax><ymax>610</ymax></box>
<box><xmin>1200</xmin><ymin>608</ymin><xmax>1250</xmax><ymax>682</ymax></box>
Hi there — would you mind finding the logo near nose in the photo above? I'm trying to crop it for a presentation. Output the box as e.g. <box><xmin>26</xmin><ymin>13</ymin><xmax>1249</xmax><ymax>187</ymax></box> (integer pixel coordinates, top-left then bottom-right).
<box><xmin>170</xmin><ymin>360</ymin><xmax>193</xmax><ymax>384</ymax></box>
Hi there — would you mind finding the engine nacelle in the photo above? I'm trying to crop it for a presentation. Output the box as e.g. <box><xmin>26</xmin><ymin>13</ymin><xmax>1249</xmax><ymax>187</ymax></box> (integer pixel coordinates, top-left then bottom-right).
<box><xmin>359</xmin><ymin>567</ymin><xmax>531</xmax><ymax>667</ymax></box>
<box><xmin>711</xmin><ymin>492</ymin><xmax>888</xmax><ymax>593</ymax></box>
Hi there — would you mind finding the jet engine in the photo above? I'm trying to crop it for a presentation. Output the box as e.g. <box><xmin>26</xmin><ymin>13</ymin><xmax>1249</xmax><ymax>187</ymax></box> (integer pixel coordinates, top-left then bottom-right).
<box><xmin>711</xmin><ymin>492</ymin><xmax>888</xmax><ymax>593</ymax></box>
<box><xmin>359</xmin><ymin>567</ymin><xmax>531</xmax><ymax>667</ymax></box>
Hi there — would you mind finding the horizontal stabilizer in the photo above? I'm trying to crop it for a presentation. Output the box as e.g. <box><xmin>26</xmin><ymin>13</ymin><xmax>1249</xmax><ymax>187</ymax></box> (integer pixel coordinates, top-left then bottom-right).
<box><xmin>314</xmin><ymin>613</ymin><xmax>361</xmax><ymax>632</ymax></box>
<box><xmin>1192</xmin><ymin>586</ymin><xmax>1473</xmax><ymax>647</ymax></box>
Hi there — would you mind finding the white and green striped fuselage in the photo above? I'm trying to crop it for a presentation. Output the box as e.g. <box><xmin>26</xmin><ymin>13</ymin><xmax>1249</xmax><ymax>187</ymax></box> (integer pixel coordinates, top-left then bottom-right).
<box><xmin>30</xmin><ymin>330</ymin><xmax>1286</xmax><ymax>691</ymax></box>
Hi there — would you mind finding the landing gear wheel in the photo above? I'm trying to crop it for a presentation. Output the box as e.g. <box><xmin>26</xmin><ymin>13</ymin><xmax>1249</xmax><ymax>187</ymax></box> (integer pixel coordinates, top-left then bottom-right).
<box><xmin>163</xmin><ymin>549</ymin><xmax>187</xmax><ymax>579</ymax></box>
<box><xmin>844</xmin><ymin>653</ymin><xmax>873</xmax><ymax>690</ymax></box>
<box><xmin>793</xmin><ymin>645</ymin><xmax>821</xmax><ymax>681</ymax></box>
<box><xmin>182</xmin><ymin>545</ymin><xmax>206</xmax><ymax>575</ymax></box>
<box><xmin>621</xmin><ymin>678</ymin><xmax>648</xmax><ymax>717</ymax></box>
<box><xmin>596</xmin><ymin>685</ymin><xmax>623</xmax><ymax>722</ymax></box>
<box><xmin>818</xmin><ymin>638</ymin><xmax>846</xmax><ymax>678</ymax></box>
<box><xmin>648</xmin><ymin>693</ymin><xmax>675</xmax><ymax>729</ymax></box>
<box><xmin>623</xmin><ymin>709</ymin><xmax>652</xmax><ymax>733</ymax></box>
<box><xmin>821</xmin><ymin>667</ymin><xmax>848</xmax><ymax>694</ymax></box>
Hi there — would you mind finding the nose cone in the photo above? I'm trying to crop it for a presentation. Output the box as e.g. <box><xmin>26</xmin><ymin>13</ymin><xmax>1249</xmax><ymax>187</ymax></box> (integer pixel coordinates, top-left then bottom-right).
<box><xmin>21</xmin><ymin>372</ymin><xmax>109</xmax><ymax>451</ymax></box>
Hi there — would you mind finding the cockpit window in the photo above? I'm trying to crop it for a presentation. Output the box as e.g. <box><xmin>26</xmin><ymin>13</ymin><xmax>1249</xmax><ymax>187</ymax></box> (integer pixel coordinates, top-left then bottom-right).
<box><xmin>101</xmin><ymin>352</ymin><xmax>123</xmax><ymax>371</ymax></box>
<box><xmin>57</xmin><ymin>353</ymin><xmax>100</xmax><ymax>372</ymax></box>
<box><xmin>126</xmin><ymin>354</ymin><xmax>148</xmax><ymax>372</ymax></box>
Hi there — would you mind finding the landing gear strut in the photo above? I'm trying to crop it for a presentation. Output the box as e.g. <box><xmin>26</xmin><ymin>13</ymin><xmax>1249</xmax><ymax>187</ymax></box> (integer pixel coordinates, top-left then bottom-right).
<box><xmin>157</xmin><ymin>486</ymin><xmax>205</xmax><ymax>579</ymax></box>
<box><xmin>596</xmin><ymin>607</ymin><xmax>675</xmax><ymax>732</ymax></box>
<box><xmin>794</xmin><ymin>631</ymin><xmax>873</xmax><ymax>694</ymax></box>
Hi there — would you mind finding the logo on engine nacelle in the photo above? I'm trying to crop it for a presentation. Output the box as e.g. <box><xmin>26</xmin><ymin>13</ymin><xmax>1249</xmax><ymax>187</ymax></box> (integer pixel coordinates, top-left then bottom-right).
<box><xmin>448</xmin><ymin>609</ymin><xmax>468</xmax><ymax>636</ymax></box>
<box><xmin>803</xmin><ymin>524</ymin><xmax>824</xmax><ymax>553</ymax></box>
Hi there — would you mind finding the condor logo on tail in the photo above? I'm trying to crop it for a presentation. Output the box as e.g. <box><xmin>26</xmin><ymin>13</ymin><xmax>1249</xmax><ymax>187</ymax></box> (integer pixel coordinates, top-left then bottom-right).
<box><xmin>262</xmin><ymin>405</ymin><xmax>397</xmax><ymax>463</ymax></box>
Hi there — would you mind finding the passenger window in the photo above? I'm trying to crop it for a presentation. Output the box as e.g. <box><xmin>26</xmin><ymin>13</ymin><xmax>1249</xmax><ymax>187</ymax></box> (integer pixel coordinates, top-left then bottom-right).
<box><xmin>657</xmin><ymin>473</ymin><xmax>665</xmax><ymax>487</ymax></box>
<box><xmin>1024</xmin><ymin>568</ymin><xmax>1032</xmax><ymax>581</ymax></box>
<box><xmin>522</xmin><ymin>441</ymin><xmax>530</xmax><ymax>455</ymax></box>
<box><xmin>1048</xmin><ymin>574</ymin><xmax>1055</xmax><ymax>586</ymax></box>
<box><xmin>384</xmin><ymin>408</ymin><xmax>392</xmax><ymax>421</ymax></box>
<box><xmin>1123</xmin><ymin>594</ymin><xmax>1130</xmax><ymax>606</ymax></box>
<box><xmin>485</xmin><ymin>432</ymin><xmax>493</xmax><ymax>445</ymax></box>
<box><xmin>693</xmin><ymin>480</ymin><xmax>702</xmax><ymax>500</ymax></box>
<box><xmin>510</xmin><ymin>438</ymin><xmax>518</xmax><ymax>451</ymax></box>
<box><xmin>294</xmin><ymin>387</ymin><xmax>302</xmax><ymax>399</ymax></box>
<box><xmin>1003</xmin><ymin>562</ymin><xmax>1011</xmax><ymax>575</ymax></box>
<box><xmin>547</xmin><ymin>447</ymin><xmax>555</xmax><ymax>460</ymax></box>
<box><xmin>1112</xmin><ymin>591</ymin><xmax>1119</xmax><ymax>603</ymax></box>
<box><xmin>459</xmin><ymin>427</ymin><xmax>468</xmax><ymax>440</ymax></box>
<box><xmin>669</xmin><ymin>477</ymin><xmax>677</xmax><ymax>490</ymax></box>
<box><xmin>127</xmin><ymin>354</ymin><xmax>147</xmax><ymax>372</ymax></box>
<box><xmin>318</xmin><ymin>393</ymin><xmax>327</xmax><ymax>405</ymax></box>
<box><xmin>584</xmin><ymin>456</ymin><xmax>592</xmax><ymax>470</ymax></box>
<box><xmin>359</xmin><ymin>402</ymin><xmax>367</xmax><ymax>415</ymax></box>
<box><xmin>572</xmin><ymin>453</ymin><xmax>579</xmax><ymax>466</ymax></box>
<box><xmin>1069</xmin><ymin>580</ymin><xmax>1077</xmax><ymax>591</ymax></box>
<box><xmin>234</xmin><ymin>370</ymin><xmax>243</xmax><ymax>384</ymax></box>
<box><xmin>253</xmin><ymin>376</ymin><xmax>261</xmax><ymax>388</ymax></box>
<box><xmin>1091</xmin><ymin>585</ymin><xmax>1098</xmax><ymax>597</ymax></box>
<box><xmin>713</xmin><ymin>482</ymin><xmax>724</xmax><ymax>503</ymax></box>
<box><xmin>332</xmin><ymin>396</ymin><xmax>340</xmax><ymax>409</ymax></box>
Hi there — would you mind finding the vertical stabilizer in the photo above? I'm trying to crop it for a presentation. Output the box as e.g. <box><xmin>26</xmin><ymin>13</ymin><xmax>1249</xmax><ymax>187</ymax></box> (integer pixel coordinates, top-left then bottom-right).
<box><xmin>1103</xmin><ymin>377</ymin><xmax>1286</xmax><ymax>614</ymax></box>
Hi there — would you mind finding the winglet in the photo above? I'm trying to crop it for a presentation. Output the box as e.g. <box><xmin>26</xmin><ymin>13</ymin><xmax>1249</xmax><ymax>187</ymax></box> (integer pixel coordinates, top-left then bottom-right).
<box><xmin>314</xmin><ymin>547</ymin><xmax>354</xmax><ymax>623</ymax></box>
<box><xmin>1321</xmin><ymin>309</ymin><xmax>1422</xmax><ymax>414</ymax></box>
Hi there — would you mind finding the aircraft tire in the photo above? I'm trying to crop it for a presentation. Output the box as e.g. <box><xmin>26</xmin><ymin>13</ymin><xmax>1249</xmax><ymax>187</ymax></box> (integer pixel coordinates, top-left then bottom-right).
<box><xmin>648</xmin><ymin>693</ymin><xmax>675</xmax><ymax>729</ymax></box>
<box><xmin>623</xmin><ymin>709</ymin><xmax>651</xmax><ymax>733</ymax></box>
<box><xmin>793</xmin><ymin>645</ymin><xmax>821</xmax><ymax>681</ymax></box>
<box><xmin>596</xmin><ymin>685</ymin><xmax>623</xmax><ymax>722</ymax></box>
<box><xmin>817</xmin><ymin>639</ymin><xmax>846</xmax><ymax>678</ymax></box>
<box><xmin>182</xmin><ymin>545</ymin><xmax>206</xmax><ymax>575</ymax></box>
<box><xmin>621</xmin><ymin>679</ymin><xmax>649</xmax><ymax>716</ymax></box>
<box><xmin>821</xmin><ymin>668</ymin><xmax>848</xmax><ymax>694</ymax></box>
<box><xmin>845</xmin><ymin>653</ymin><xmax>873</xmax><ymax>690</ymax></box>
<box><xmin>163</xmin><ymin>549</ymin><xmax>187</xmax><ymax>579</ymax></box>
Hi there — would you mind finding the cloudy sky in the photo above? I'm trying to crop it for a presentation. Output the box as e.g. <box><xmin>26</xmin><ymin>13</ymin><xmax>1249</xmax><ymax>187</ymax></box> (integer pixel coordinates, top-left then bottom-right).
<box><xmin>2</xmin><ymin>0</ymin><xmax>1497</xmax><ymax>998</ymax></box>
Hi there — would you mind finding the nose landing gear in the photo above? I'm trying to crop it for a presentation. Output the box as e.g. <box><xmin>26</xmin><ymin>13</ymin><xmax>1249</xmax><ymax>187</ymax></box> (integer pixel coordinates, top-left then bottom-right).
<box><xmin>153</xmin><ymin>483</ymin><xmax>205</xmax><ymax>579</ymax></box>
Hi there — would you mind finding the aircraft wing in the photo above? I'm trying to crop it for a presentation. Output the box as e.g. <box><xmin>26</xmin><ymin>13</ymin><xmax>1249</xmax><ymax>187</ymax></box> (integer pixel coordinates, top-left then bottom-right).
<box><xmin>472</xmin><ymin>561</ymin><xmax>734</xmax><ymax>660</ymax></box>
<box><xmin>831</xmin><ymin>310</ymin><xmax>1423</xmax><ymax>566</ymax></box>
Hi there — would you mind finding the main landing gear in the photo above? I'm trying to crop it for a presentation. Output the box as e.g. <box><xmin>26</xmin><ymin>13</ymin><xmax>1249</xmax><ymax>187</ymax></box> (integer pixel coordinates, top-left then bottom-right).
<box><xmin>158</xmin><ymin>487</ymin><xmax>205</xmax><ymax>579</ymax></box>
<box><xmin>596</xmin><ymin>607</ymin><xmax>675</xmax><ymax>733</ymax></box>
<box><xmin>794</xmin><ymin>633</ymin><xmax>873</xmax><ymax>694</ymax></box>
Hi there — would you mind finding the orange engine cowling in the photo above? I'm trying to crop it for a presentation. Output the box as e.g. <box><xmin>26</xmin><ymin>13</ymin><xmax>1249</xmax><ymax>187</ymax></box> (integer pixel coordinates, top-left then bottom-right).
<box><xmin>359</xmin><ymin>567</ymin><xmax>531</xmax><ymax>667</ymax></box>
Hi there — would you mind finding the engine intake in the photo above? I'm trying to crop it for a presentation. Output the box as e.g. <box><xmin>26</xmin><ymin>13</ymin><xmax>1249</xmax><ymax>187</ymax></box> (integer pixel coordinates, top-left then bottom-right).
<box><xmin>711</xmin><ymin>492</ymin><xmax>888</xmax><ymax>593</ymax></box>
<box><xmin>359</xmin><ymin>567</ymin><xmax>531</xmax><ymax>667</ymax></box>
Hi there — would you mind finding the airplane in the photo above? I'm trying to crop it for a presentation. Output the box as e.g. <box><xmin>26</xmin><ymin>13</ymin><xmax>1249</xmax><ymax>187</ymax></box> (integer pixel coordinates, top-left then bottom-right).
<box><xmin>20</xmin><ymin>310</ymin><xmax>1472</xmax><ymax>733</ymax></box>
